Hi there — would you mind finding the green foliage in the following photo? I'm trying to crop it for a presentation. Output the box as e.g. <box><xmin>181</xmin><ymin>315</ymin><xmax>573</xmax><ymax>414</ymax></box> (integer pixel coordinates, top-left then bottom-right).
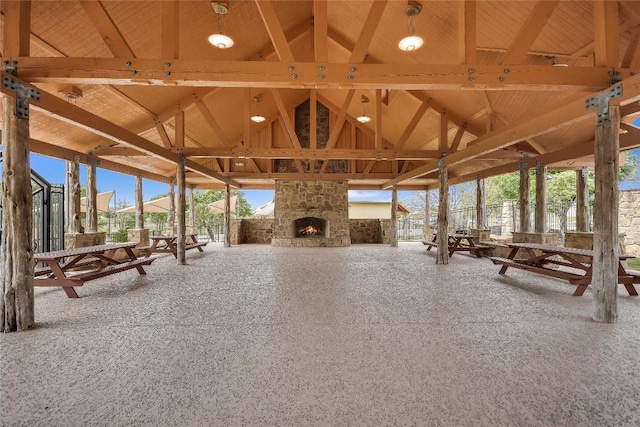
<box><xmin>620</xmin><ymin>151</ymin><xmax>640</xmax><ymax>183</ymax></box>
<box><xmin>111</xmin><ymin>228</ymin><xmax>129</xmax><ymax>243</ymax></box>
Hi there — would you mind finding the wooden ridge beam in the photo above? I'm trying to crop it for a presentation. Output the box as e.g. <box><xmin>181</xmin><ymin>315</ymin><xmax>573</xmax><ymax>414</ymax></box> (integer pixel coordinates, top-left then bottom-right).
<box><xmin>9</xmin><ymin>58</ymin><xmax>622</xmax><ymax>91</ymax></box>
<box><xmin>179</xmin><ymin>147</ymin><xmax>441</xmax><ymax>160</ymax></box>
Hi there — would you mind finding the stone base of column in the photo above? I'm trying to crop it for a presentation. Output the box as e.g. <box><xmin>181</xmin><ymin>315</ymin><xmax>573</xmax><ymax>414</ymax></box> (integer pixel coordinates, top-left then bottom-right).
<box><xmin>186</xmin><ymin>226</ymin><xmax>198</xmax><ymax>235</ymax></box>
<box><xmin>421</xmin><ymin>226</ymin><xmax>434</xmax><ymax>242</ymax></box>
<box><xmin>512</xmin><ymin>232</ymin><xmax>558</xmax><ymax>245</ymax></box>
<box><xmin>127</xmin><ymin>229</ymin><xmax>150</xmax><ymax>258</ymax></box>
<box><xmin>565</xmin><ymin>232</ymin><xmax>627</xmax><ymax>255</ymax></box>
<box><xmin>162</xmin><ymin>227</ymin><xmax>177</xmax><ymax>235</ymax></box>
<box><xmin>64</xmin><ymin>232</ymin><xmax>106</xmax><ymax>249</ymax></box>
<box><xmin>470</xmin><ymin>228</ymin><xmax>491</xmax><ymax>241</ymax></box>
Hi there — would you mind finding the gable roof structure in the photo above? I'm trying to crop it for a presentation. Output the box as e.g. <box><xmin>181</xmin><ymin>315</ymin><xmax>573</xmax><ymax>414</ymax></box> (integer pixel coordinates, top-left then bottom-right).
<box><xmin>2</xmin><ymin>1</ymin><xmax>640</xmax><ymax>192</ymax></box>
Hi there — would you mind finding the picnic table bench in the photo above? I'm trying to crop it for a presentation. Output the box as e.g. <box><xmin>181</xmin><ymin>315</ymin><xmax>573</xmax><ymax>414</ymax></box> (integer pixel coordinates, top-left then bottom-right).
<box><xmin>423</xmin><ymin>233</ymin><xmax>490</xmax><ymax>257</ymax></box>
<box><xmin>34</xmin><ymin>242</ymin><xmax>155</xmax><ymax>298</ymax></box>
<box><xmin>489</xmin><ymin>242</ymin><xmax>640</xmax><ymax>296</ymax></box>
<box><xmin>140</xmin><ymin>234</ymin><xmax>207</xmax><ymax>258</ymax></box>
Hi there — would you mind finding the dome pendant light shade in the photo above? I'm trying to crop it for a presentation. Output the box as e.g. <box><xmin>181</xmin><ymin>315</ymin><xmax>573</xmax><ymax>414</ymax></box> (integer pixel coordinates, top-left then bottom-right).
<box><xmin>399</xmin><ymin>3</ymin><xmax>423</xmax><ymax>52</ymax></box>
<box><xmin>208</xmin><ymin>34</ymin><xmax>234</xmax><ymax>49</ymax></box>
<box><xmin>398</xmin><ymin>36</ymin><xmax>424</xmax><ymax>52</ymax></box>
<box><xmin>251</xmin><ymin>114</ymin><xmax>266</xmax><ymax>123</ymax></box>
<box><xmin>250</xmin><ymin>96</ymin><xmax>266</xmax><ymax>123</ymax></box>
<box><xmin>357</xmin><ymin>115</ymin><xmax>372</xmax><ymax>124</ymax></box>
<box><xmin>209</xmin><ymin>2</ymin><xmax>234</xmax><ymax>49</ymax></box>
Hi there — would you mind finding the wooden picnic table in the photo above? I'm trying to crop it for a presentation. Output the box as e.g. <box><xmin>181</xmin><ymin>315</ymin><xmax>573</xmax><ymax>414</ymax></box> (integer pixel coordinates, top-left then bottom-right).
<box><xmin>423</xmin><ymin>233</ymin><xmax>490</xmax><ymax>257</ymax></box>
<box><xmin>34</xmin><ymin>242</ymin><xmax>155</xmax><ymax>298</ymax></box>
<box><xmin>489</xmin><ymin>242</ymin><xmax>640</xmax><ymax>296</ymax></box>
<box><xmin>142</xmin><ymin>234</ymin><xmax>207</xmax><ymax>258</ymax></box>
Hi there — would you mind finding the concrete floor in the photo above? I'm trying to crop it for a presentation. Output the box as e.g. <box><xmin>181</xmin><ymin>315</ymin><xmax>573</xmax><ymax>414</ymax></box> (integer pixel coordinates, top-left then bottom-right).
<box><xmin>2</xmin><ymin>242</ymin><xmax>640</xmax><ymax>426</ymax></box>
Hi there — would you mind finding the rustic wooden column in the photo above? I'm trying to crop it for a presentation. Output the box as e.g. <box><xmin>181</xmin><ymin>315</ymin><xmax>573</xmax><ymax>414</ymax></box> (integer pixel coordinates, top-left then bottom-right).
<box><xmin>67</xmin><ymin>157</ymin><xmax>83</xmax><ymax>234</ymax></box>
<box><xmin>535</xmin><ymin>160</ymin><xmax>547</xmax><ymax>233</ymax></box>
<box><xmin>168</xmin><ymin>176</ymin><xmax>176</xmax><ymax>232</ymax></box>
<box><xmin>1</xmin><ymin>96</ymin><xmax>35</xmax><ymax>332</ymax></box>
<box><xmin>85</xmin><ymin>159</ymin><xmax>98</xmax><ymax>232</ymax></box>
<box><xmin>592</xmin><ymin>106</ymin><xmax>620</xmax><ymax>323</ymax></box>
<box><xmin>519</xmin><ymin>161</ymin><xmax>531</xmax><ymax>232</ymax></box>
<box><xmin>135</xmin><ymin>175</ymin><xmax>144</xmax><ymax>229</ymax></box>
<box><xmin>476</xmin><ymin>177</ymin><xmax>486</xmax><ymax>229</ymax></box>
<box><xmin>189</xmin><ymin>186</ymin><xmax>196</xmax><ymax>227</ymax></box>
<box><xmin>576</xmin><ymin>167</ymin><xmax>590</xmax><ymax>232</ymax></box>
<box><xmin>176</xmin><ymin>154</ymin><xmax>186</xmax><ymax>265</ymax></box>
<box><xmin>224</xmin><ymin>181</ymin><xmax>231</xmax><ymax>248</ymax></box>
<box><xmin>64</xmin><ymin>161</ymin><xmax>71</xmax><ymax>231</ymax></box>
<box><xmin>425</xmin><ymin>190</ymin><xmax>430</xmax><ymax>226</ymax></box>
<box><xmin>436</xmin><ymin>159</ymin><xmax>449</xmax><ymax>264</ymax></box>
<box><xmin>390</xmin><ymin>180</ymin><xmax>398</xmax><ymax>247</ymax></box>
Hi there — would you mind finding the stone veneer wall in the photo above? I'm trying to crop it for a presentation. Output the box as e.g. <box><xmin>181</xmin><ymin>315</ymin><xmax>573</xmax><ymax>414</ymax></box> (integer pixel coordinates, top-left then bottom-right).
<box><xmin>350</xmin><ymin>220</ymin><xmax>383</xmax><ymax>244</ymax></box>
<box><xmin>272</xmin><ymin>180</ymin><xmax>351</xmax><ymax>247</ymax></box>
<box><xmin>619</xmin><ymin>190</ymin><xmax>640</xmax><ymax>256</ymax></box>
<box><xmin>240</xmin><ymin>218</ymin><xmax>273</xmax><ymax>244</ymax></box>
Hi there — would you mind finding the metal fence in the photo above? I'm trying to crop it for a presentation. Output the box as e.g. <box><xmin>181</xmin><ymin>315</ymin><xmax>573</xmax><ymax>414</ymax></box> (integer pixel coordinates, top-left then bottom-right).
<box><xmin>105</xmin><ymin>223</ymin><xmax>224</xmax><ymax>244</ymax></box>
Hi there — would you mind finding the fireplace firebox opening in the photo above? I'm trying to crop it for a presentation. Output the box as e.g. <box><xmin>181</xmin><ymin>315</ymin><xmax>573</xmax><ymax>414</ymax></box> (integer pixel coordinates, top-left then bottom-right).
<box><xmin>294</xmin><ymin>217</ymin><xmax>327</xmax><ymax>238</ymax></box>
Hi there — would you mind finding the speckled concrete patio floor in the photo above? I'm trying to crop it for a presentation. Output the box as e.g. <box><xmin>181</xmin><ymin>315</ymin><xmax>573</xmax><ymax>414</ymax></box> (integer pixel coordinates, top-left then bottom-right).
<box><xmin>2</xmin><ymin>242</ymin><xmax>640</xmax><ymax>426</ymax></box>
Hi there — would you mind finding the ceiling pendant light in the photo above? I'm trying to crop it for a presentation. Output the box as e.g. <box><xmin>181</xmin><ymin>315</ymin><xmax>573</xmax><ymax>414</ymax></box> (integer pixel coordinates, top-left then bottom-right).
<box><xmin>250</xmin><ymin>96</ymin><xmax>266</xmax><ymax>123</ymax></box>
<box><xmin>398</xmin><ymin>3</ymin><xmax>424</xmax><ymax>52</ymax></box>
<box><xmin>357</xmin><ymin>96</ymin><xmax>371</xmax><ymax>123</ymax></box>
<box><xmin>208</xmin><ymin>2</ymin><xmax>234</xmax><ymax>49</ymax></box>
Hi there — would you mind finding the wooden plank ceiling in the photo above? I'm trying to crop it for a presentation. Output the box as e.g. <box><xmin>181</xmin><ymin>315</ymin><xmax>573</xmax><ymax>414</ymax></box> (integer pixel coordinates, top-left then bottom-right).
<box><xmin>2</xmin><ymin>0</ymin><xmax>640</xmax><ymax>191</ymax></box>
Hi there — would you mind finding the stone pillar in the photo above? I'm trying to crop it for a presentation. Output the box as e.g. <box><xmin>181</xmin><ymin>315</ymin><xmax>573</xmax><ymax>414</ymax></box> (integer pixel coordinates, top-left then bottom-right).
<box><xmin>535</xmin><ymin>160</ymin><xmax>547</xmax><ymax>233</ymax></box>
<box><xmin>436</xmin><ymin>160</ymin><xmax>449</xmax><ymax>265</ymax></box>
<box><xmin>390</xmin><ymin>181</ymin><xmax>398</xmax><ymax>247</ymax></box>
<box><xmin>592</xmin><ymin>106</ymin><xmax>620</xmax><ymax>323</ymax></box>
<box><xmin>576</xmin><ymin>167</ymin><xmax>590</xmax><ymax>232</ymax></box>
<box><xmin>501</xmin><ymin>200</ymin><xmax>516</xmax><ymax>236</ymax></box>
<box><xmin>519</xmin><ymin>161</ymin><xmax>531</xmax><ymax>233</ymax></box>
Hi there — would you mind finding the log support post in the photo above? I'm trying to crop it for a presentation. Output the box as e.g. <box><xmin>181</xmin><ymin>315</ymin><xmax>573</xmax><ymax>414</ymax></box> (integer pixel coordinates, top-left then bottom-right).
<box><xmin>476</xmin><ymin>177</ymin><xmax>486</xmax><ymax>229</ymax></box>
<box><xmin>176</xmin><ymin>153</ymin><xmax>186</xmax><ymax>265</ymax></box>
<box><xmin>436</xmin><ymin>157</ymin><xmax>449</xmax><ymax>264</ymax></box>
<box><xmin>592</xmin><ymin>106</ymin><xmax>620</xmax><ymax>323</ymax></box>
<box><xmin>135</xmin><ymin>176</ymin><xmax>144</xmax><ymax>230</ymax></box>
<box><xmin>519</xmin><ymin>159</ymin><xmax>531</xmax><ymax>233</ymax></box>
<box><xmin>535</xmin><ymin>160</ymin><xmax>547</xmax><ymax>233</ymax></box>
<box><xmin>85</xmin><ymin>157</ymin><xmax>98</xmax><ymax>233</ymax></box>
<box><xmin>224</xmin><ymin>181</ymin><xmax>231</xmax><ymax>248</ymax></box>
<box><xmin>390</xmin><ymin>180</ymin><xmax>398</xmax><ymax>247</ymax></box>
<box><xmin>168</xmin><ymin>176</ymin><xmax>176</xmax><ymax>234</ymax></box>
<box><xmin>67</xmin><ymin>156</ymin><xmax>83</xmax><ymax>234</ymax></box>
<box><xmin>576</xmin><ymin>167</ymin><xmax>590</xmax><ymax>232</ymax></box>
<box><xmin>189</xmin><ymin>186</ymin><xmax>196</xmax><ymax>227</ymax></box>
<box><xmin>1</xmin><ymin>95</ymin><xmax>34</xmax><ymax>332</ymax></box>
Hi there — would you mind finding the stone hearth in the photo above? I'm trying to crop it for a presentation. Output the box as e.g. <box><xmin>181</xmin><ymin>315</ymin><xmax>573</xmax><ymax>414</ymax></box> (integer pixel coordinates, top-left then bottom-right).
<box><xmin>272</xmin><ymin>180</ymin><xmax>351</xmax><ymax>247</ymax></box>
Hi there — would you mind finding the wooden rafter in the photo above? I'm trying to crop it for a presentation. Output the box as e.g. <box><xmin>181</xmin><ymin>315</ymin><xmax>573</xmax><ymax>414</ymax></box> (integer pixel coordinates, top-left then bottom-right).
<box><xmin>593</xmin><ymin>0</ymin><xmax>619</xmax><ymax>67</ymax></box>
<box><xmin>375</xmin><ymin>89</ymin><xmax>382</xmax><ymax>150</ymax></box>
<box><xmin>255</xmin><ymin>0</ymin><xmax>295</xmax><ymax>62</ymax></box>
<box><xmin>179</xmin><ymin>148</ymin><xmax>440</xmax><ymax>160</ymax></box>
<box><xmin>175</xmin><ymin>108</ymin><xmax>184</xmax><ymax>149</ymax></box>
<box><xmin>395</xmin><ymin>102</ymin><xmax>429</xmax><ymax>150</ymax></box>
<box><xmin>458</xmin><ymin>0</ymin><xmax>476</xmax><ymax>64</ymax></box>
<box><xmin>325</xmin><ymin>90</ymin><xmax>355</xmax><ymax>150</ymax></box>
<box><xmin>449</xmin><ymin>126</ymin><xmax>466</xmax><ymax>153</ymax></box>
<box><xmin>79</xmin><ymin>1</ymin><xmax>135</xmax><ymax>58</ymax></box>
<box><xmin>154</xmin><ymin>120</ymin><xmax>173</xmax><ymax>149</ymax></box>
<box><xmin>349</xmin><ymin>0</ymin><xmax>387</xmax><ymax>63</ymax></box>
<box><xmin>162</xmin><ymin>0</ymin><xmax>179</xmax><ymax>59</ymax></box>
<box><xmin>313</xmin><ymin>0</ymin><xmax>328</xmax><ymax>63</ymax></box>
<box><xmin>439</xmin><ymin>114</ymin><xmax>449</xmax><ymax>152</ymax></box>
<box><xmin>3</xmin><ymin>1</ymin><xmax>31</xmax><ymax>57</ymax></box>
<box><xmin>501</xmin><ymin>1</ymin><xmax>559</xmax><ymax>65</ymax></box>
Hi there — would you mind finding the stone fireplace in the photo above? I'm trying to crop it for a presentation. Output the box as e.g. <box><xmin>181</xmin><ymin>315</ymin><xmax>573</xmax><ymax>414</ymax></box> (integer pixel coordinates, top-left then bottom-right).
<box><xmin>272</xmin><ymin>180</ymin><xmax>351</xmax><ymax>247</ymax></box>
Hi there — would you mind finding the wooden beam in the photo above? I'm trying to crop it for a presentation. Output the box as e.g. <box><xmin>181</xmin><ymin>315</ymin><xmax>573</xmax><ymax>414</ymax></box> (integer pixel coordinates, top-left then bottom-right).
<box><xmin>621</xmin><ymin>25</ymin><xmax>640</xmax><ymax>69</ymax></box>
<box><xmin>155</xmin><ymin>120</ymin><xmax>173</xmax><ymax>149</ymax></box>
<box><xmin>458</xmin><ymin>0</ymin><xmax>477</xmax><ymax>64</ymax></box>
<box><xmin>449</xmin><ymin>126</ymin><xmax>466</xmax><ymax>153</ymax></box>
<box><xmin>310</xmin><ymin>89</ymin><xmax>317</xmax><ymax>151</ymax></box>
<box><xmin>11</xmin><ymin>58</ymin><xmax>621</xmax><ymax>92</ymax></box>
<box><xmin>439</xmin><ymin>114</ymin><xmax>449</xmax><ymax>152</ymax></box>
<box><xmin>162</xmin><ymin>0</ymin><xmax>179</xmax><ymax>59</ymax></box>
<box><xmin>255</xmin><ymin>0</ymin><xmax>295</xmax><ymax>62</ymax></box>
<box><xmin>79</xmin><ymin>1</ymin><xmax>135</xmax><ymax>58</ymax></box>
<box><xmin>349</xmin><ymin>0</ymin><xmax>387</xmax><ymax>63</ymax></box>
<box><xmin>502</xmin><ymin>1</ymin><xmax>559</xmax><ymax>65</ymax></box>
<box><xmin>180</xmin><ymin>147</ymin><xmax>440</xmax><ymax>160</ymax></box>
<box><xmin>395</xmin><ymin>102</ymin><xmax>429</xmax><ymax>150</ymax></box>
<box><xmin>408</xmin><ymin>91</ymin><xmax>484</xmax><ymax>136</ymax></box>
<box><xmin>594</xmin><ymin>0</ymin><xmax>619</xmax><ymax>67</ymax></box>
<box><xmin>325</xmin><ymin>90</ymin><xmax>355</xmax><ymax>150</ymax></box>
<box><xmin>194</xmin><ymin>97</ymin><xmax>231</xmax><ymax>147</ymax></box>
<box><xmin>174</xmin><ymin>108</ymin><xmax>184</xmax><ymax>149</ymax></box>
<box><xmin>272</xmin><ymin>89</ymin><xmax>303</xmax><ymax>150</ymax></box>
<box><xmin>382</xmin><ymin>72</ymin><xmax>640</xmax><ymax>188</ymax></box>
<box><xmin>313</xmin><ymin>0</ymin><xmax>328</xmax><ymax>63</ymax></box>
<box><xmin>3</xmin><ymin>0</ymin><xmax>31</xmax><ymax>57</ymax></box>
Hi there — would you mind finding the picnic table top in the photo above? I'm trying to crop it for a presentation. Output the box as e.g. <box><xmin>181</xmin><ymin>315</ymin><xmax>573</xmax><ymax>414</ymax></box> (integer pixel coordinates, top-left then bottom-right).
<box><xmin>506</xmin><ymin>242</ymin><xmax>636</xmax><ymax>259</ymax></box>
<box><xmin>34</xmin><ymin>242</ymin><xmax>139</xmax><ymax>261</ymax></box>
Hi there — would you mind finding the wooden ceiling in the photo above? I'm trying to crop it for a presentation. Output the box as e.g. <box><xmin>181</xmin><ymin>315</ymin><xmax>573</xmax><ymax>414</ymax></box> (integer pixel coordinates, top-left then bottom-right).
<box><xmin>2</xmin><ymin>0</ymin><xmax>640</xmax><ymax>191</ymax></box>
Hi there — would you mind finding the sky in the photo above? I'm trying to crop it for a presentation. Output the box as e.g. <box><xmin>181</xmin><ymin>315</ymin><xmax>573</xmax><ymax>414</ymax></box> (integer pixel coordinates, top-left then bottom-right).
<box><xmin>6</xmin><ymin>147</ymin><xmax>640</xmax><ymax>212</ymax></box>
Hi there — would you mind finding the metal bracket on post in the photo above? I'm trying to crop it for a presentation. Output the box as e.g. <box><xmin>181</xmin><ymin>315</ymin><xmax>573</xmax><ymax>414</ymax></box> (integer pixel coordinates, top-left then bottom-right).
<box><xmin>2</xmin><ymin>75</ymin><xmax>40</xmax><ymax>119</ymax></box>
<box><xmin>585</xmin><ymin>84</ymin><xmax>622</xmax><ymax>126</ymax></box>
<box><xmin>609</xmin><ymin>70</ymin><xmax>622</xmax><ymax>86</ymax></box>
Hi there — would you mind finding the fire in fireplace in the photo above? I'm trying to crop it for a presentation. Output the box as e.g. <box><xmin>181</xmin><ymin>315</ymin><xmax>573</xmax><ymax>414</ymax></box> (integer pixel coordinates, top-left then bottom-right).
<box><xmin>294</xmin><ymin>217</ymin><xmax>327</xmax><ymax>238</ymax></box>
